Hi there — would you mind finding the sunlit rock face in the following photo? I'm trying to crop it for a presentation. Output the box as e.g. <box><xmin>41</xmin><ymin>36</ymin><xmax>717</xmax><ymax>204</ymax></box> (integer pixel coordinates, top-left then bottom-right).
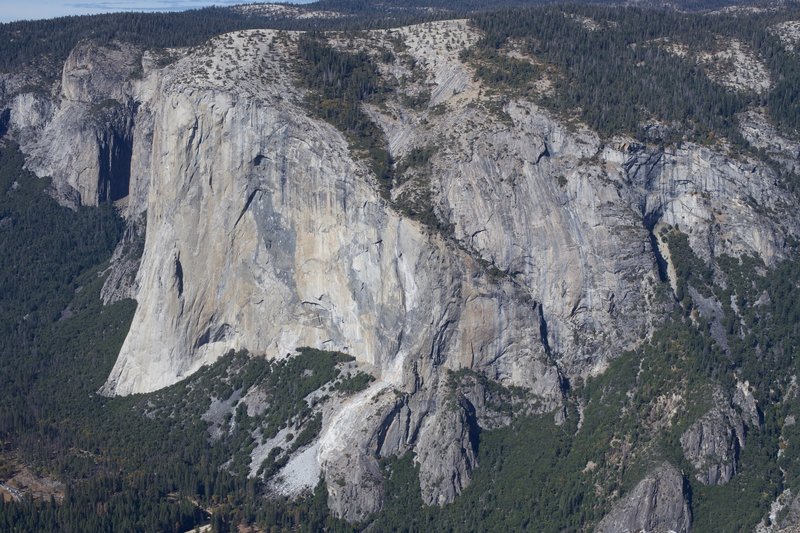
<box><xmin>2</xmin><ymin>21</ymin><xmax>797</xmax><ymax>521</ymax></box>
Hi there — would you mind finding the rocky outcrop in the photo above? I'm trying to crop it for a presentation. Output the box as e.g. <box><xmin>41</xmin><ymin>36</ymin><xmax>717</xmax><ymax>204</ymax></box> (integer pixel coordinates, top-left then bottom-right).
<box><xmin>414</xmin><ymin>390</ymin><xmax>480</xmax><ymax>506</ymax></box>
<box><xmin>740</xmin><ymin>109</ymin><xmax>800</xmax><ymax>176</ymax></box>
<box><xmin>8</xmin><ymin>40</ymin><xmax>141</xmax><ymax>208</ymax></box>
<box><xmin>317</xmin><ymin>385</ymin><xmax>397</xmax><ymax>520</ymax></box>
<box><xmin>776</xmin><ymin>492</ymin><xmax>800</xmax><ymax>531</ymax></box>
<box><xmin>596</xmin><ymin>462</ymin><xmax>692</xmax><ymax>533</ymax></box>
<box><xmin>680</xmin><ymin>390</ymin><xmax>747</xmax><ymax>486</ymax></box>
<box><xmin>374</xmin><ymin>20</ymin><xmax>798</xmax><ymax>386</ymax></box>
<box><xmin>733</xmin><ymin>380</ymin><xmax>761</xmax><ymax>429</ymax></box>
<box><xmin>101</xmin><ymin>216</ymin><xmax>146</xmax><ymax>304</ymax></box>
<box><xmin>757</xmin><ymin>489</ymin><xmax>800</xmax><ymax>533</ymax></box>
<box><xmin>81</xmin><ymin>30</ymin><xmax>562</xmax><ymax>520</ymax></box>
<box><xmin>4</xmin><ymin>20</ymin><xmax>800</xmax><ymax>521</ymax></box>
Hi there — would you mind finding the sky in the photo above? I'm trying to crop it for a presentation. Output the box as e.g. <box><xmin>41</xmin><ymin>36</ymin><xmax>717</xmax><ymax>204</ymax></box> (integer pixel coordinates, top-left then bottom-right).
<box><xmin>0</xmin><ymin>0</ymin><xmax>307</xmax><ymax>23</ymax></box>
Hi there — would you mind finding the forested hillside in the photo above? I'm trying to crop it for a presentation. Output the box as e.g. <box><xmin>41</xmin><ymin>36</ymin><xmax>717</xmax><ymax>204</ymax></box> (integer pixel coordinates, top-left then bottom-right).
<box><xmin>468</xmin><ymin>5</ymin><xmax>800</xmax><ymax>142</ymax></box>
<box><xmin>0</xmin><ymin>0</ymin><xmax>790</xmax><ymax>74</ymax></box>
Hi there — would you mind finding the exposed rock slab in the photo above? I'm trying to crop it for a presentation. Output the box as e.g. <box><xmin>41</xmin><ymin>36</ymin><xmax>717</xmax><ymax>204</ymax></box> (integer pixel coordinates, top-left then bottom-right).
<box><xmin>680</xmin><ymin>390</ymin><xmax>747</xmax><ymax>486</ymax></box>
<box><xmin>8</xmin><ymin>40</ymin><xmax>141</xmax><ymax>208</ymax></box>
<box><xmin>596</xmin><ymin>462</ymin><xmax>691</xmax><ymax>533</ymax></box>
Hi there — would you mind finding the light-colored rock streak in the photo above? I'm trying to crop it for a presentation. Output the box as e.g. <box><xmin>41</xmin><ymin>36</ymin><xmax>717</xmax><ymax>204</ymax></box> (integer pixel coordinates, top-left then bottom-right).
<box><xmin>317</xmin><ymin>380</ymin><xmax>391</xmax><ymax>467</ymax></box>
<box><xmin>274</xmin><ymin>443</ymin><xmax>321</xmax><ymax>496</ymax></box>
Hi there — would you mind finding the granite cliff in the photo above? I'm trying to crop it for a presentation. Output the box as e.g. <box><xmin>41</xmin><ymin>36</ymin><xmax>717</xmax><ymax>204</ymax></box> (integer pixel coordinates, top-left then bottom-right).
<box><xmin>2</xmin><ymin>15</ymin><xmax>799</xmax><ymax>525</ymax></box>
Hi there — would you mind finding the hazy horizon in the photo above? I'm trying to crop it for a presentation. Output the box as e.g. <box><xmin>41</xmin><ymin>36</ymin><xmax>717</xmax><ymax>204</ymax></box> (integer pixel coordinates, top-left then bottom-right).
<box><xmin>0</xmin><ymin>0</ymin><xmax>311</xmax><ymax>23</ymax></box>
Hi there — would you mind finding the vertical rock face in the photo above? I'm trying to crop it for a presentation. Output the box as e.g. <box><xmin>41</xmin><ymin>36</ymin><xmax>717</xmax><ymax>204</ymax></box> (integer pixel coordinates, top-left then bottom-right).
<box><xmin>618</xmin><ymin>142</ymin><xmax>791</xmax><ymax>265</ymax></box>
<box><xmin>99</xmin><ymin>83</ymin><xmax>556</xmax><ymax>400</ymax></box>
<box><xmin>430</xmin><ymin>100</ymin><xmax>654</xmax><ymax>377</ymax></box>
<box><xmin>3</xmin><ymin>21</ymin><xmax>799</xmax><ymax>521</ymax></box>
<box><xmin>375</xmin><ymin>20</ymin><xmax>798</xmax><ymax>384</ymax></box>
<box><xmin>469</xmin><ymin>122</ymin><xmax>793</xmax><ymax>375</ymax></box>
<box><xmin>100</xmin><ymin>218</ymin><xmax>146</xmax><ymax>304</ymax></box>
<box><xmin>87</xmin><ymin>30</ymin><xmax>562</xmax><ymax>521</ymax></box>
<box><xmin>7</xmin><ymin>41</ymin><xmax>141</xmax><ymax>208</ymax></box>
<box><xmin>680</xmin><ymin>407</ymin><xmax>744</xmax><ymax>486</ymax></box>
<box><xmin>596</xmin><ymin>462</ymin><xmax>692</xmax><ymax>533</ymax></box>
<box><xmin>733</xmin><ymin>380</ymin><xmax>761</xmax><ymax>428</ymax></box>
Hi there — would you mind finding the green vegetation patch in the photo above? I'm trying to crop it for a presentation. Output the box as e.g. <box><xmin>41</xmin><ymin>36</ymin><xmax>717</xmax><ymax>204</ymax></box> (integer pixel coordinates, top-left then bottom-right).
<box><xmin>333</xmin><ymin>372</ymin><xmax>375</xmax><ymax>394</ymax></box>
<box><xmin>295</xmin><ymin>35</ymin><xmax>453</xmax><ymax>235</ymax></box>
<box><xmin>468</xmin><ymin>6</ymin><xmax>800</xmax><ymax>146</ymax></box>
<box><xmin>296</xmin><ymin>33</ymin><xmax>394</xmax><ymax>198</ymax></box>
